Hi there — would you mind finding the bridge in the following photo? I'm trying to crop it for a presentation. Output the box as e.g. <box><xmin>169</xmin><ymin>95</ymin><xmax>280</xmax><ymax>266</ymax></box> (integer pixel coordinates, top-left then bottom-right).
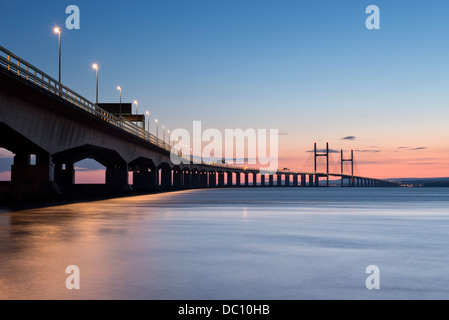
<box><xmin>0</xmin><ymin>46</ymin><xmax>399</xmax><ymax>200</ymax></box>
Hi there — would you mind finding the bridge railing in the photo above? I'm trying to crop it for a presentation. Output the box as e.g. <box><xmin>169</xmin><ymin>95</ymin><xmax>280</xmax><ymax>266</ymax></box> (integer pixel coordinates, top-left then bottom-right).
<box><xmin>0</xmin><ymin>45</ymin><xmax>177</xmax><ymax>153</ymax></box>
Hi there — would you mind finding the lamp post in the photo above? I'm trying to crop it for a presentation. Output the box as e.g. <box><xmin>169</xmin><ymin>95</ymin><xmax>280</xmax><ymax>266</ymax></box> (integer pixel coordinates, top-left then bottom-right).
<box><xmin>167</xmin><ymin>130</ymin><xmax>171</xmax><ymax>147</ymax></box>
<box><xmin>146</xmin><ymin>111</ymin><xmax>150</xmax><ymax>132</ymax></box>
<box><xmin>53</xmin><ymin>27</ymin><xmax>61</xmax><ymax>84</ymax></box>
<box><xmin>92</xmin><ymin>64</ymin><xmax>99</xmax><ymax>104</ymax></box>
<box><xmin>155</xmin><ymin>119</ymin><xmax>159</xmax><ymax>139</ymax></box>
<box><xmin>117</xmin><ymin>86</ymin><xmax>122</xmax><ymax>117</ymax></box>
<box><xmin>134</xmin><ymin>100</ymin><xmax>138</xmax><ymax>115</ymax></box>
<box><xmin>162</xmin><ymin>125</ymin><xmax>166</xmax><ymax>145</ymax></box>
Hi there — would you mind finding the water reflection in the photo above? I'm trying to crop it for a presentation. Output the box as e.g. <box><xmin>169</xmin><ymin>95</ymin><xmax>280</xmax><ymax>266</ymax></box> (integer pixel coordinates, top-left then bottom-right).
<box><xmin>1</xmin><ymin>188</ymin><xmax>449</xmax><ymax>300</ymax></box>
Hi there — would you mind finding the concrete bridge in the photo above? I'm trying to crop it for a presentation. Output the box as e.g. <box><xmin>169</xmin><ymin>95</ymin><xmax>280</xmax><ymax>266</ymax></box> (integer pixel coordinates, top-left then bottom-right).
<box><xmin>0</xmin><ymin>46</ymin><xmax>398</xmax><ymax>200</ymax></box>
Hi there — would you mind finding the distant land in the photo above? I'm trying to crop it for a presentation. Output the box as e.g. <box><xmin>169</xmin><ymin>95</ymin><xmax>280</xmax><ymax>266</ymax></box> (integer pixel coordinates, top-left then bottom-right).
<box><xmin>326</xmin><ymin>177</ymin><xmax>449</xmax><ymax>187</ymax></box>
<box><xmin>390</xmin><ymin>177</ymin><xmax>449</xmax><ymax>187</ymax></box>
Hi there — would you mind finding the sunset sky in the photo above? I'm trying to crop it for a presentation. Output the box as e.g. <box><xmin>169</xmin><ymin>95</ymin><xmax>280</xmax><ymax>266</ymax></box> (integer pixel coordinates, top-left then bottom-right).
<box><xmin>1</xmin><ymin>0</ymin><xmax>448</xmax><ymax>180</ymax></box>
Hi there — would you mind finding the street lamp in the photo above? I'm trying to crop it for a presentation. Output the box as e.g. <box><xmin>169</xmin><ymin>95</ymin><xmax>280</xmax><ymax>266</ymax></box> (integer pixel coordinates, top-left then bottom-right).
<box><xmin>134</xmin><ymin>100</ymin><xmax>138</xmax><ymax>115</ymax></box>
<box><xmin>167</xmin><ymin>130</ymin><xmax>171</xmax><ymax>147</ymax></box>
<box><xmin>154</xmin><ymin>119</ymin><xmax>159</xmax><ymax>139</ymax></box>
<box><xmin>117</xmin><ymin>86</ymin><xmax>122</xmax><ymax>117</ymax></box>
<box><xmin>53</xmin><ymin>27</ymin><xmax>61</xmax><ymax>84</ymax></box>
<box><xmin>162</xmin><ymin>125</ymin><xmax>166</xmax><ymax>145</ymax></box>
<box><xmin>92</xmin><ymin>64</ymin><xmax>99</xmax><ymax>105</ymax></box>
<box><xmin>146</xmin><ymin>111</ymin><xmax>150</xmax><ymax>132</ymax></box>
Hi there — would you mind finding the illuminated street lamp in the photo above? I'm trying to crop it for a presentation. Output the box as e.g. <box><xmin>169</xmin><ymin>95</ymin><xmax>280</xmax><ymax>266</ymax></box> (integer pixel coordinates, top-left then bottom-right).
<box><xmin>134</xmin><ymin>100</ymin><xmax>138</xmax><ymax>115</ymax></box>
<box><xmin>146</xmin><ymin>111</ymin><xmax>150</xmax><ymax>132</ymax></box>
<box><xmin>92</xmin><ymin>64</ymin><xmax>99</xmax><ymax>104</ymax></box>
<box><xmin>167</xmin><ymin>130</ymin><xmax>171</xmax><ymax>147</ymax></box>
<box><xmin>53</xmin><ymin>27</ymin><xmax>62</xmax><ymax>83</ymax></box>
<box><xmin>117</xmin><ymin>86</ymin><xmax>122</xmax><ymax>117</ymax></box>
<box><xmin>162</xmin><ymin>125</ymin><xmax>166</xmax><ymax>145</ymax></box>
<box><xmin>155</xmin><ymin>119</ymin><xmax>159</xmax><ymax>139</ymax></box>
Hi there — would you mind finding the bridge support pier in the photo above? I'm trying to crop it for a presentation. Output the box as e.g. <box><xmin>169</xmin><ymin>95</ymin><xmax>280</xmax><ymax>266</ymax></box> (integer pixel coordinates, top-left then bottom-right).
<box><xmin>218</xmin><ymin>172</ymin><xmax>225</xmax><ymax>187</ymax></box>
<box><xmin>133</xmin><ymin>168</ymin><xmax>157</xmax><ymax>191</ymax></box>
<box><xmin>269</xmin><ymin>175</ymin><xmax>274</xmax><ymax>187</ymax></box>
<box><xmin>285</xmin><ymin>175</ymin><xmax>290</xmax><ymax>187</ymax></box>
<box><xmin>315</xmin><ymin>175</ymin><xmax>320</xmax><ymax>187</ymax></box>
<box><xmin>191</xmin><ymin>171</ymin><xmax>200</xmax><ymax>188</ymax></box>
<box><xmin>55</xmin><ymin>162</ymin><xmax>74</xmax><ymax>190</ymax></box>
<box><xmin>183</xmin><ymin>170</ymin><xmax>191</xmax><ymax>188</ymax></box>
<box><xmin>173</xmin><ymin>169</ymin><xmax>183</xmax><ymax>189</ymax></box>
<box><xmin>293</xmin><ymin>175</ymin><xmax>298</xmax><ymax>187</ymax></box>
<box><xmin>308</xmin><ymin>175</ymin><xmax>314</xmax><ymax>187</ymax></box>
<box><xmin>236</xmin><ymin>173</ymin><xmax>241</xmax><ymax>187</ymax></box>
<box><xmin>225</xmin><ymin>172</ymin><xmax>232</xmax><ymax>187</ymax></box>
<box><xmin>209</xmin><ymin>171</ymin><xmax>217</xmax><ymax>188</ymax></box>
<box><xmin>277</xmin><ymin>174</ymin><xmax>282</xmax><ymax>187</ymax></box>
<box><xmin>261</xmin><ymin>174</ymin><xmax>266</xmax><ymax>187</ymax></box>
<box><xmin>200</xmin><ymin>172</ymin><xmax>208</xmax><ymax>188</ymax></box>
<box><xmin>159</xmin><ymin>168</ymin><xmax>172</xmax><ymax>190</ymax></box>
<box><xmin>10</xmin><ymin>152</ymin><xmax>61</xmax><ymax>199</ymax></box>
<box><xmin>106</xmin><ymin>164</ymin><xmax>131</xmax><ymax>192</ymax></box>
<box><xmin>244</xmin><ymin>173</ymin><xmax>249</xmax><ymax>187</ymax></box>
<box><xmin>301</xmin><ymin>174</ymin><xmax>306</xmax><ymax>187</ymax></box>
<box><xmin>253</xmin><ymin>173</ymin><xmax>258</xmax><ymax>187</ymax></box>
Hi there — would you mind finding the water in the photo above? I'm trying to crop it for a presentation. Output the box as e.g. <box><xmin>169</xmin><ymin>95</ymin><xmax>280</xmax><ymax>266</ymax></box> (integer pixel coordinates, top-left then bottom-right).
<box><xmin>1</xmin><ymin>188</ymin><xmax>449</xmax><ymax>300</ymax></box>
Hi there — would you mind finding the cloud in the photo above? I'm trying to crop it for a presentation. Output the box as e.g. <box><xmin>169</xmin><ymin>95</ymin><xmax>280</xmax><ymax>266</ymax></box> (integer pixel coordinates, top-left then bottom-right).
<box><xmin>410</xmin><ymin>147</ymin><xmax>427</xmax><ymax>151</ymax></box>
<box><xmin>341</xmin><ymin>136</ymin><xmax>356</xmax><ymax>141</ymax></box>
<box><xmin>355</xmin><ymin>149</ymin><xmax>382</xmax><ymax>153</ymax></box>
<box><xmin>396</xmin><ymin>147</ymin><xmax>428</xmax><ymax>151</ymax></box>
<box><xmin>407</xmin><ymin>162</ymin><xmax>440</xmax><ymax>165</ymax></box>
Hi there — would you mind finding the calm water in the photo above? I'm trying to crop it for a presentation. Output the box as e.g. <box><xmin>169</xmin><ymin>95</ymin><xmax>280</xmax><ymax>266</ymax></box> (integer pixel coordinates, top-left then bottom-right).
<box><xmin>1</xmin><ymin>188</ymin><xmax>449</xmax><ymax>300</ymax></box>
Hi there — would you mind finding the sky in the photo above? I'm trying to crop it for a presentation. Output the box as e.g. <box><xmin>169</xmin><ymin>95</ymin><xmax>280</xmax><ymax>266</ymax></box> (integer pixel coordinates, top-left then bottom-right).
<box><xmin>1</xmin><ymin>0</ymin><xmax>448</xmax><ymax>180</ymax></box>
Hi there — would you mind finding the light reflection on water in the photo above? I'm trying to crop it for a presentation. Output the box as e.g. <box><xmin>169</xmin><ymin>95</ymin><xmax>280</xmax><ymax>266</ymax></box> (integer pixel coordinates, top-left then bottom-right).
<box><xmin>1</xmin><ymin>188</ymin><xmax>449</xmax><ymax>300</ymax></box>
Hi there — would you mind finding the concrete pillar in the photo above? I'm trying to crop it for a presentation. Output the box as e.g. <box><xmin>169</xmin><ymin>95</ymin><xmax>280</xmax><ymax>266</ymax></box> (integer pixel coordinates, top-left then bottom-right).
<box><xmin>269</xmin><ymin>175</ymin><xmax>274</xmax><ymax>187</ymax></box>
<box><xmin>285</xmin><ymin>175</ymin><xmax>291</xmax><ymax>187</ymax></box>
<box><xmin>11</xmin><ymin>152</ymin><xmax>60</xmax><ymax>198</ymax></box>
<box><xmin>277</xmin><ymin>174</ymin><xmax>282</xmax><ymax>187</ymax></box>
<box><xmin>218</xmin><ymin>172</ymin><xmax>225</xmax><ymax>187</ymax></box>
<box><xmin>226</xmin><ymin>172</ymin><xmax>233</xmax><ymax>187</ymax></box>
<box><xmin>55</xmin><ymin>162</ymin><xmax>74</xmax><ymax>188</ymax></box>
<box><xmin>209</xmin><ymin>171</ymin><xmax>217</xmax><ymax>187</ymax></box>
<box><xmin>173</xmin><ymin>169</ymin><xmax>183</xmax><ymax>189</ymax></box>
<box><xmin>309</xmin><ymin>174</ymin><xmax>313</xmax><ymax>187</ymax></box>
<box><xmin>191</xmin><ymin>171</ymin><xmax>200</xmax><ymax>188</ymax></box>
<box><xmin>236</xmin><ymin>172</ymin><xmax>241</xmax><ymax>187</ymax></box>
<box><xmin>200</xmin><ymin>171</ymin><xmax>208</xmax><ymax>188</ymax></box>
<box><xmin>159</xmin><ymin>168</ymin><xmax>172</xmax><ymax>190</ymax></box>
<box><xmin>301</xmin><ymin>174</ymin><xmax>306</xmax><ymax>187</ymax></box>
<box><xmin>244</xmin><ymin>173</ymin><xmax>249</xmax><ymax>187</ymax></box>
<box><xmin>293</xmin><ymin>175</ymin><xmax>298</xmax><ymax>187</ymax></box>
<box><xmin>315</xmin><ymin>175</ymin><xmax>320</xmax><ymax>187</ymax></box>
<box><xmin>133</xmin><ymin>168</ymin><xmax>157</xmax><ymax>191</ymax></box>
<box><xmin>253</xmin><ymin>173</ymin><xmax>258</xmax><ymax>187</ymax></box>
<box><xmin>183</xmin><ymin>170</ymin><xmax>191</xmax><ymax>188</ymax></box>
<box><xmin>261</xmin><ymin>174</ymin><xmax>266</xmax><ymax>187</ymax></box>
<box><xmin>106</xmin><ymin>164</ymin><xmax>130</xmax><ymax>191</ymax></box>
